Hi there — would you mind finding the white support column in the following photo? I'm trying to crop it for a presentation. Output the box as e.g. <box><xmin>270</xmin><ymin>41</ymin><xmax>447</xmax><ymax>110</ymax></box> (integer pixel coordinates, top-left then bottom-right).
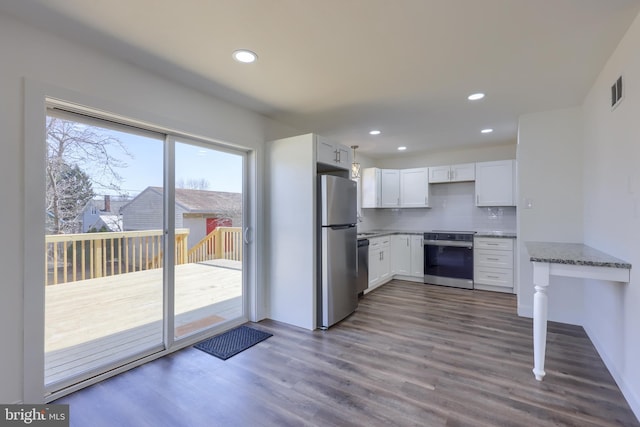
<box><xmin>532</xmin><ymin>261</ymin><xmax>550</xmax><ymax>381</ymax></box>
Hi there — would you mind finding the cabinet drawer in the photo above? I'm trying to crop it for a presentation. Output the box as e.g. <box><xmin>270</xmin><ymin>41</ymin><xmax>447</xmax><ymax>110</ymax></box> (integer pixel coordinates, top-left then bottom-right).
<box><xmin>474</xmin><ymin>238</ymin><xmax>513</xmax><ymax>251</ymax></box>
<box><xmin>369</xmin><ymin>237</ymin><xmax>390</xmax><ymax>248</ymax></box>
<box><xmin>474</xmin><ymin>249</ymin><xmax>513</xmax><ymax>269</ymax></box>
<box><xmin>474</xmin><ymin>267</ymin><xmax>513</xmax><ymax>288</ymax></box>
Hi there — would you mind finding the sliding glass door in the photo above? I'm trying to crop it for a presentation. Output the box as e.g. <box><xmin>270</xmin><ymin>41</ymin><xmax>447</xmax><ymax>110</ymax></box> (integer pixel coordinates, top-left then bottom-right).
<box><xmin>173</xmin><ymin>140</ymin><xmax>244</xmax><ymax>339</ymax></box>
<box><xmin>43</xmin><ymin>109</ymin><xmax>247</xmax><ymax>393</ymax></box>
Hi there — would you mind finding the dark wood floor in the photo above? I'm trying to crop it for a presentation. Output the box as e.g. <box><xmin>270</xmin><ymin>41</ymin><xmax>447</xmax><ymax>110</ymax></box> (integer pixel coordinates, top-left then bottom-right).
<box><xmin>56</xmin><ymin>280</ymin><xmax>638</xmax><ymax>427</ymax></box>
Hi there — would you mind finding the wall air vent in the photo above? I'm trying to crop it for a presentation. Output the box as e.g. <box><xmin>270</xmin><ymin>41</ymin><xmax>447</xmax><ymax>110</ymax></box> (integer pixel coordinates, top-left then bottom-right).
<box><xmin>611</xmin><ymin>75</ymin><xmax>623</xmax><ymax>110</ymax></box>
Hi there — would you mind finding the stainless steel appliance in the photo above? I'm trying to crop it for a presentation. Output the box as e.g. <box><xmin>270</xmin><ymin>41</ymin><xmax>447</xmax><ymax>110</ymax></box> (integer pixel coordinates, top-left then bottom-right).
<box><xmin>318</xmin><ymin>175</ymin><xmax>358</xmax><ymax>329</ymax></box>
<box><xmin>356</xmin><ymin>238</ymin><xmax>369</xmax><ymax>295</ymax></box>
<box><xmin>423</xmin><ymin>231</ymin><xmax>475</xmax><ymax>289</ymax></box>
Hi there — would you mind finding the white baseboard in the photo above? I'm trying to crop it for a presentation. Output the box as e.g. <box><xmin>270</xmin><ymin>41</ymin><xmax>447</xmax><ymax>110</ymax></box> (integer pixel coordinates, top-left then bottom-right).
<box><xmin>583</xmin><ymin>323</ymin><xmax>640</xmax><ymax>422</ymax></box>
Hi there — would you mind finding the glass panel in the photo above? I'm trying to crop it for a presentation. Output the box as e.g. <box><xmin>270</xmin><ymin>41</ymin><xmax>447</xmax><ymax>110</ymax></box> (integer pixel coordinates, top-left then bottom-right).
<box><xmin>173</xmin><ymin>140</ymin><xmax>244</xmax><ymax>339</ymax></box>
<box><xmin>44</xmin><ymin>114</ymin><xmax>164</xmax><ymax>389</ymax></box>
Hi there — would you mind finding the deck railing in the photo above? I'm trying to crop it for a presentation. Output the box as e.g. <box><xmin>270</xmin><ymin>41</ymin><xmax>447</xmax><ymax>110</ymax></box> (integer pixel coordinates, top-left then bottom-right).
<box><xmin>188</xmin><ymin>227</ymin><xmax>242</xmax><ymax>263</ymax></box>
<box><xmin>46</xmin><ymin>227</ymin><xmax>242</xmax><ymax>286</ymax></box>
<box><xmin>46</xmin><ymin>229</ymin><xmax>189</xmax><ymax>286</ymax></box>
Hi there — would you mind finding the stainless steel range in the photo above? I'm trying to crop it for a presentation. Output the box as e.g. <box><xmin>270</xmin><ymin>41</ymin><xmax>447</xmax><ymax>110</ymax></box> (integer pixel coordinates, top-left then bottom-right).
<box><xmin>423</xmin><ymin>231</ymin><xmax>475</xmax><ymax>289</ymax></box>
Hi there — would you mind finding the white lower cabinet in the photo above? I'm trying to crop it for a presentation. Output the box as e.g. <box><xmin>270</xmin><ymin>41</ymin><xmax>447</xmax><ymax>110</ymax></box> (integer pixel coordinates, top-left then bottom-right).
<box><xmin>474</xmin><ymin>237</ymin><xmax>515</xmax><ymax>293</ymax></box>
<box><xmin>410</xmin><ymin>235</ymin><xmax>424</xmax><ymax>278</ymax></box>
<box><xmin>392</xmin><ymin>235</ymin><xmax>411</xmax><ymax>276</ymax></box>
<box><xmin>368</xmin><ymin>234</ymin><xmax>425</xmax><ymax>293</ymax></box>
<box><xmin>368</xmin><ymin>236</ymin><xmax>391</xmax><ymax>291</ymax></box>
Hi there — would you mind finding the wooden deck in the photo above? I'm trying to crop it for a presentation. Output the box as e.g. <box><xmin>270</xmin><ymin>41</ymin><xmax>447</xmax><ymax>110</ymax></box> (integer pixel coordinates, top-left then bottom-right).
<box><xmin>45</xmin><ymin>260</ymin><xmax>242</xmax><ymax>388</ymax></box>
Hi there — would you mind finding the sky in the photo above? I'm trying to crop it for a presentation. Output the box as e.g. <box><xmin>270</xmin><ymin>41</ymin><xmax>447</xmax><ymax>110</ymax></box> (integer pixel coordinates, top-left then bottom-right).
<box><xmin>86</xmin><ymin>126</ymin><xmax>243</xmax><ymax>197</ymax></box>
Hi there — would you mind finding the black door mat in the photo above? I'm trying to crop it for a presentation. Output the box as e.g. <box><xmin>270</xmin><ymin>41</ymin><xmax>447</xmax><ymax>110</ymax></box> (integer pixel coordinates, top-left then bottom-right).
<box><xmin>193</xmin><ymin>325</ymin><xmax>272</xmax><ymax>360</ymax></box>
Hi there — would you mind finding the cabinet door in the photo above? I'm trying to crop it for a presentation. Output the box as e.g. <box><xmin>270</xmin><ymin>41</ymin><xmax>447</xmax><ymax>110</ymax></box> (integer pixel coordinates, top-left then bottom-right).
<box><xmin>410</xmin><ymin>235</ymin><xmax>424</xmax><ymax>277</ymax></box>
<box><xmin>392</xmin><ymin>235</ymin><xmax>411</xmax><ymax>275</ymax></box>
<box><xmin>380</xmin><ymin>169</ymin><xmax>400</xmax><ymax>207</ymax></box>
<box><xmin>361</xmin><ymin>168</ymin><xmax>381</xmax><ymax>208</ymax></box>
<box><xmin>475</xmin><ymin>160</ymin><xmax>515</xmax><ymax>206</ymax></box>
<box><xmin>379</xmin><ymin>244</ymin><xmax>391</xmax><ymax>281</ymax></box>
<box><xmin>316</xmin><ymin>137</ymin><xmax>337</xmax><ymax>165</ymax></box>
<box><xmin>335</xmin><ymin>144</ymin><xmax>351</xmax><ymax>169</ymax></box>
<box><xmin>429</xmin><ymin>166</ymin><xmax>451</xmax><ymax>183</ymax></box>
<box><xmin>451</xmin><ymin>163</ymin><xmax>475</xmax><ymax>182</ymax></box>
<box><xmin>368</xmin><ymin>246</ymin><xmax>381</xmax><ymax>287</ymax></box>
<box><xmin>400</xmin><ymin>168</ymin><xmax>429</xmax><ymax>207</ymax></box>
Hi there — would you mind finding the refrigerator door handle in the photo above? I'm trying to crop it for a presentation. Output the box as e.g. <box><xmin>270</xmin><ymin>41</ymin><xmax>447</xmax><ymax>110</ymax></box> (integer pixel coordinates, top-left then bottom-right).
<box><xmin>330</xmin><ymin>224</ymin><xmax>355</xmax><ymax>230</ymax></box>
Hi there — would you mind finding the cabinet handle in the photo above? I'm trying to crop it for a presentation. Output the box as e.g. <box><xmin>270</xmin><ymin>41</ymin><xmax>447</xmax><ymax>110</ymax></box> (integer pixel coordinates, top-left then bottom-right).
<box><xmin>397</xmin><ymin>197</ymin><xmax>400</xmax><ymax>205</ymax></box>
<box><xmin>487</xmin><ymin>275</ymin><xmax>500</xmax><ymax>279</ymax></box>
<box><xmin>487</xmin><ymin>257</ymin><xmax>499</xmax><ymax>261</ymax></box>
<box><xmin>476</xmin><ymin>194</ymin><xmax>479</xmax><ymax>205</ymax></box>
<box><xmin>447</xmin><ymin>170</ymin><xmax>451</xmax><ymax>180</ymax></box>
<box><xmin>334</xmin><ymin>149</ymin><xmax>340</xmax><ymax>163</ymax></box>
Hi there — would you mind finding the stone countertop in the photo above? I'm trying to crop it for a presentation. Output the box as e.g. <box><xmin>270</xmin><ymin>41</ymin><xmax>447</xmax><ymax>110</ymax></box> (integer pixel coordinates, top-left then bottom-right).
<box><xmin>357</xmin><ymin>230</ymin><xmax>423</xmax><ymax>239</ymax></box>
<box><xmin>525</xmin><ymin>241</ymin><xmax>631</xmax><ymax>269</ymax></box>
<box><xmin>357</xmin><ymin>230</ymin><xmax>517</xmax><ymax>239</ymax></box>
<box><xmin>474</xmin><ymin>231</ymin><xmax>517</xmax><ymax>238</ymax></box>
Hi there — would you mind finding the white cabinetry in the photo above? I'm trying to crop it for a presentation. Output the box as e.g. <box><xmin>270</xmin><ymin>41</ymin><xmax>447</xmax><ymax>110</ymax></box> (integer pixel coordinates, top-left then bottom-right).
<box><xmin>316</xmin><ymin>136</ymin><xmax>351</xmax><ymax>170</ymax></box>
<box><xmin>363</xmin><ymin>168</ymin><xmax>430</xmax><ymax>208</ymax></box>
<box><xmin>368</xmin><ymin>236</ymin><xmax>391</xmax><ymax>291</ymax></box>
<box><xmin>429</xmin><ymin>163</ymin><xmax>475</xmax><ymax>183</ymax></box>
<box><xmin>267</xmin><ymin>133</ymin><xmax>321</xmax><ymax>330</ymax></box>
<box><xmin>392</xmin><ymin>235</ymin><xmax>411</xmax><ymax>275</ymax></box>
<box><xmin>475</xmin><ymin>160</ymin><xmax>515</xmax><ymax>206</ymax></box>
<box><xmin>361</xmin><ymin>168</ymin><xmax>381</xmax><ymax>208</ymax></box>
<box><xmin>474</xmin><ymin>237</ymin><xmax>515</xmax><ymax>293</ymax></box>
<box><xmin>410</xmin><ymin>235</ymin><xmax>424</xmax><ymax>277</ymax></box>
<box><xmin>400</xmin><ymin>168</ymin><xmax>430</xmax><ymax>208</ymax></box>
<box><xmin>390</xmin><ymin>234</ymin><xmax>424</xmax><ymax>280</ymax></box>
<box><xmin>380</xmin><ymin>169</ymin><xmax>400</xmax><ymax>207</ymax></box>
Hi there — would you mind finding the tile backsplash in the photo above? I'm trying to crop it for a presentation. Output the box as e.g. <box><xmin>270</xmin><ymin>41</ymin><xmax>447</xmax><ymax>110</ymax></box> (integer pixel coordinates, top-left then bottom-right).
<box><xmin>358</xmin><ymin>181</ymin><xmax>516</xmax><ymax>232</ymax></box>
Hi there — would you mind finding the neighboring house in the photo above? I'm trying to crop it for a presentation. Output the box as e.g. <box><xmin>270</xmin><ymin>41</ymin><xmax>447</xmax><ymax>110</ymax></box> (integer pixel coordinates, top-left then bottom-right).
<box><xmin>80</xmin><ymin>195</ymin><xmax>130</xmax><ymax>233</ymax></box>
<box><xmin>120</xmin><ymin>187</ymin><xmax>242</xmax><ymax>248</ymax></box>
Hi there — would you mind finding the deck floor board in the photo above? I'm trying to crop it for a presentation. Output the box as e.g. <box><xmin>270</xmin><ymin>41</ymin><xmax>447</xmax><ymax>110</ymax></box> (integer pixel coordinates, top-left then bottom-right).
<box><xmin>45</xmin><ymin>261</ymin><xmax>242</xmax><ymax>388</ymax></box>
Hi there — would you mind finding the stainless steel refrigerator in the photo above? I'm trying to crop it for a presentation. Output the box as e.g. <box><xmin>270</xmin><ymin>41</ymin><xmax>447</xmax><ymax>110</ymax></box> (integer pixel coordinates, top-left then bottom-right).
<box><xmin>318</xmin><ymin>174</ymin><xmax>358</xmax><ymax>329</ymax></box>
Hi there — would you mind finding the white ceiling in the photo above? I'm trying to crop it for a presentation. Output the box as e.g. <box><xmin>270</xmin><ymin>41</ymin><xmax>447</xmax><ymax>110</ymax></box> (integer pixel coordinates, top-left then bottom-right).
<box><xmin>3</xmin><ymin>0</ymin><xmax>640</xmax><ymax>158</ymax></box>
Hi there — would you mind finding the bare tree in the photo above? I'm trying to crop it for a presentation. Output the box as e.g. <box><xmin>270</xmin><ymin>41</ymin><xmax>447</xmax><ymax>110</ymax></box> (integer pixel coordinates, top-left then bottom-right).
<box><xmin>177</xmin><ymin>178</ymin><xmax>210</xmax><ymax>190</ymax></box>
<box><xmin>46</xmin><ymin>117</ymin><xmax>131</xmax><ymax>234</ymax></box>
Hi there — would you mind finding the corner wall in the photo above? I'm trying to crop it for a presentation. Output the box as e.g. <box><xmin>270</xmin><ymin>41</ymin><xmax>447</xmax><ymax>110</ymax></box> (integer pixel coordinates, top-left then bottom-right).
<box><xmin>581</xmin><ymin>10</ymin><xmax>640</xmax><ymax>417</ymax></box>
<box><xmin>516</xmin><ymin>107</ymin><xmax>584</xmax><ymax>324</ymax></box>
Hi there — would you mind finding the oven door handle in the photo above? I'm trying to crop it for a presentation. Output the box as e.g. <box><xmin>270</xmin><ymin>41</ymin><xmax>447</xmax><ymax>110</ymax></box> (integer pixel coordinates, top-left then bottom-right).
<box><xmin>423</xmin><ymin>240</ymin><xmax>473</xmax><ymax>248</ymax></box>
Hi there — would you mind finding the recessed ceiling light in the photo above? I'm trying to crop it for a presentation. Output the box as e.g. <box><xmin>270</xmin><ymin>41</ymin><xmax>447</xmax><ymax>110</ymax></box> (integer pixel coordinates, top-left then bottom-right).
<box><xmin>232</xmin><ymin>49</ymin><xmax>257</xmax><ymax>63</ymax></box>
<box><xmin>369</xmin><ymin>130</ymin><xmax>381</xmax><ymax>135</ymax></box>
<box><xmin>397</xmin><ymin>146</ymin><xmax>407</xmax><ymax>151</ymax></box>
<box><xmin>481</xmin><ymin>128</ymin><xmax>493</xmax><ymax>134</ymax></box>
<box><xmin>468</xmin><ymin>93</ymin><xmax>485</xmax><ymax>101</ymax></box>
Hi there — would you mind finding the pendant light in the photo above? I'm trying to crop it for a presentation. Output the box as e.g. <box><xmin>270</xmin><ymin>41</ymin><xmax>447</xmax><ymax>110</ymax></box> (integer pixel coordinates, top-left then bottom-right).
<box><xmin>351</xmin><ymin>145</ymin><xmax>361</xmax><ymax>179</ymax></box>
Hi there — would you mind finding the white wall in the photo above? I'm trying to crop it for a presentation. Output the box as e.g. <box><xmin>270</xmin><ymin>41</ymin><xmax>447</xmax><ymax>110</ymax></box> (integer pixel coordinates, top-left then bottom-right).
<box><xmin>581</xmin><ymin>10</ymin><xmax>640</xmax><ymax>417</ymax></box>
<box><xmin>516</xmin><ymin>108</ymin><xmax>585</xmax><ymax>324</ymax></box>
<box><xmin>0</xmin><ymin>12</ymin><xmax>296</xmax><ymax>404</ymax></box>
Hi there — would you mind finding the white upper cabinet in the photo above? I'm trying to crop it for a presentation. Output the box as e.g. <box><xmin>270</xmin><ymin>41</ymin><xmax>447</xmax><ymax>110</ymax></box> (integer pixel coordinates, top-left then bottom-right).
<box><xmin>361</xmin><ymin>168</ymin><xmax>381</xmax><ymax>208</ymax></box>
<box><xmin>429</xmin><ymin>163</ymin><xmax>475</xmax><ymax>183</ymax></box>
<box><xmin>363</xmin><ymin>167</ymin><xmax>431</xmax><ymax>208</ymax></box>
<box><xmin>380</xmin><ymin>169</ymin><xmax>400</xmax><ymax>207</ymax></box>
<box><xmin>400</xmin><ymin>167</ymin><xmax>430</xmax><ymax>207</ymax></box>
<box><xmin>475</xmin><ymin>160</ymin><xmax>516</xmax><ymax>206</ymax></box>
<box><xmin>316</xmin><ymin>136</ymin><xmax>351</xmax><ymax>170</ymax></box>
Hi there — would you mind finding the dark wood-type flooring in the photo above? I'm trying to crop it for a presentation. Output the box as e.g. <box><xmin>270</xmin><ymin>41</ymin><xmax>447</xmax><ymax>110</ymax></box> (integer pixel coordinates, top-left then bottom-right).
<box><xmin>56</xmin><ymin>280</ymin><xmax>638</xmax><ymax>426</ymax></box>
